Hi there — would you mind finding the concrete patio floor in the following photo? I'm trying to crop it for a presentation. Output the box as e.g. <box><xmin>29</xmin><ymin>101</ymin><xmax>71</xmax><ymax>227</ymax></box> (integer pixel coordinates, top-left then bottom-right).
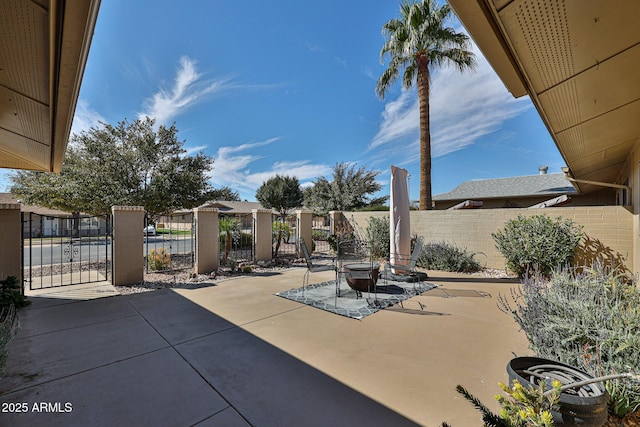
<box><xmin>0</xmin><ymin>268</ymin><xmax>530</xmax><ymax>426</ymax></box>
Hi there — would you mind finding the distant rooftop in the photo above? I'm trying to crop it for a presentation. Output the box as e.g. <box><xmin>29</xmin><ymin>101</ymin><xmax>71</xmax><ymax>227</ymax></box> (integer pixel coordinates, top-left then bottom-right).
<box><xmin>433</xmin><ymin>173</ymin><xmax>577</xmax><ymax>202</ymax></box>
<box><xmin>200</xmin><ymin>200</ymin><xmax>272</xmax><ymax>214</ymax></box>
<box><xmin>0</xmin><ymin>193</ymin><xmax>75</xmax><ymax>216</ymax></box>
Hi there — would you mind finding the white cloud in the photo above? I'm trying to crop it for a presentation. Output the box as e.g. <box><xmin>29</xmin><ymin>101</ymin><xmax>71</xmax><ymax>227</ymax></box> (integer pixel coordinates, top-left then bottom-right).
<box><xmin>209</xmin><ymin>137</ymin><xmax>331</xmax><ymax>199</ymax></box>
<box><xmin>369</xmin><ymin>43</ymin><xmax>531</xmax><ymax>162</ymax></box>
<box><xmin>183</xmin><ymin>145</ymin><xmax>208</xmax><ymax>156</ymax></box>
<box><xmin>138</xmin><ymin>56</ymin><xmax>234</xmax><ymax>125</ymax></box>
<box><xmin>71</xmin><ymin>100</ymin><xmax>106</xmax><ymax>135</ymax></box>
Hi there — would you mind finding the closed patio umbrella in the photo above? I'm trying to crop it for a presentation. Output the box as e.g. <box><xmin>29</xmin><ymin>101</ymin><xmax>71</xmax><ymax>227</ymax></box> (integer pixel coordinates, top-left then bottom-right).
<box><xmin>390</xmin><ymin>166</ymin><xmax>410</xmax><ymax>274</ymax></box>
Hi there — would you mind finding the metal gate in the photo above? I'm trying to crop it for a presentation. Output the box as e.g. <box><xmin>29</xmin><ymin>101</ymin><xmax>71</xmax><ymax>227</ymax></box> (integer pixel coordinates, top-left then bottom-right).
<box><xmin>22</xmin><ymin>212</ymin><xmax>112</xmax><ymax>290</ymax></box>
<box><xmin>145</xmin><ymin>212</ymin><xmax>195</xmax><ymax>272</ymax></box>
<box><xmin>219</xmin><ymin>213</ymin><xmax>254</xmax><ymax>266</ymax></box>
<box><xmin>272</xmin><ymin>214</ymin><xmax>297</xmax><ymax>257</ymax></box>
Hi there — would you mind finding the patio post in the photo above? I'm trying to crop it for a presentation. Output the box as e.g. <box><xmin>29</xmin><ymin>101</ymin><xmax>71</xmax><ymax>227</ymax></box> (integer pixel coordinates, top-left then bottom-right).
<box><xmin>0</xmin><ymin>203</ymin><xmax>22</xmax><ymax>287</ymax></box>
<box><xmin>296</xmin><ymin>210</ymin><xmax>313</xmax><ymax>255</ymax></box>
<box><xmin>329</xmin><ymin>211</ymin><xmax>343</xmax><ymax>235</ymax></box>
<box><xmin>252</xmin><ymin>209</ymin><xmax>272</xmax><ymax>262</ymax></box>
<box><xmin>194</xmin><ymin>207</ymin><xmax>219</xmax><ymax>274</ymax></box>
<box><xmin>112</xmin><ymin>206</ymin><xmax>144</xmax><ymax>286</ymax></box>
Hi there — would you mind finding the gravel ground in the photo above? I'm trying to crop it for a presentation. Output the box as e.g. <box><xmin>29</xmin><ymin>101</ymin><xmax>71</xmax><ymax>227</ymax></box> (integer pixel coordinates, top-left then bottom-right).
<box><xmin>115</xmin><ymin>265</ymin><xmax>517</xmax><ymax>295</ymax></box>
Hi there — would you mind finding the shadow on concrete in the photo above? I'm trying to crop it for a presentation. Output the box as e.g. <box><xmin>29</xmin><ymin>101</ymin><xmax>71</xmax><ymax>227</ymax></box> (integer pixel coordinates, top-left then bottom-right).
<box><xmin>1</xmin><ymin>290</ymin><xmax>420</xmax><ymax>427</ymax></box>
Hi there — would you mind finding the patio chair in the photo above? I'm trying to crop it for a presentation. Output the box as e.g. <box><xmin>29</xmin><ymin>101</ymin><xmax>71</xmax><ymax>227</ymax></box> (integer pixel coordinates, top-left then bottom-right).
<box><xmin>381</xmin><ymin>236</ymin><xmax>427</xmax><ymax>287</ymax></box>
<box><xmin>300</xmin><ymin>238</ymin><xmax>335</xmax><ymax>296</ymax></box>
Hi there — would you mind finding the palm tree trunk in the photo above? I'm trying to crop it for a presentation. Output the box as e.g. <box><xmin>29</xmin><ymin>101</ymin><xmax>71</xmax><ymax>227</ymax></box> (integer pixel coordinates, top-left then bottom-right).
<box><xmin>417</xmin><ymin>57</ymin><xmax>432</xmax><ymax>210</ymax></box>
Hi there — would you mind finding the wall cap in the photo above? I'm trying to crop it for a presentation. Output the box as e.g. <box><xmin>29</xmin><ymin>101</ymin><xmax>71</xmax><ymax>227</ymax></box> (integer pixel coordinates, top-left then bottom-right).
<box><xmin>0</xmin><ymin>203</ymin><xmax>21</xmax><ymax>210</ymax></box>
<box><xmin>112</xmin><ymin>206</ymin><xmax>145</xmax><ymax>212</ymax></box>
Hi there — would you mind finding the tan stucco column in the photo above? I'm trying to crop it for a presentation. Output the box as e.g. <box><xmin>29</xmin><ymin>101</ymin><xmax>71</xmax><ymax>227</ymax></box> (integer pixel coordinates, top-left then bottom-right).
<box><xmin>329</xmin><ymin>211</ymin><xmax>342</xmax><ymax>235</ymax></box>
<box><xmin>112</xmin><ymin>206</ymin><xmax>144</xmax><ymax>286</ymax></box>
<box><xmin>253</xmin><ymin>209</ymin><xmax>272</xmax><ymax>261</ymax></box>
<box><xmin>194</xmin><ymin>207</ymin><xmax>219</xmax><ymax>274</ymax></box>
<box><xmin>0</xmin><ymin>203</ymin><xmax>22</xmax><ymax>285</ymax></box>
<box><xmin>297</xmin><ymin>210</ymin><xmax>313</xmax><ymax>254</ymax></box>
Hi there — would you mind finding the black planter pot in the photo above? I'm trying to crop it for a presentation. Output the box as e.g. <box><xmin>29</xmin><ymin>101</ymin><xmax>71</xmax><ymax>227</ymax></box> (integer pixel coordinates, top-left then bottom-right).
<box><xmin>507</xmin><ymin>357</ymin><xmax>609</xmax><ymax>427</ymax></box>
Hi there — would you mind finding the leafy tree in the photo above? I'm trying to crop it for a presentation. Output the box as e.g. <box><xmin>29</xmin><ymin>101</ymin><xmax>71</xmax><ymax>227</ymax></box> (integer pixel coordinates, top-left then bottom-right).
<box><xmin>377</xmin><ymin>0</ymin><xmax>476</xmax><ymax>210</ymax></box>
<box><xmin>255</xmin><ymin>175</ymin><xmax>304</xmax><ymax>218</ymax></box>
<box><xmin>255</xmin><ymin>175</ymin><xmax>303</xmax><ymax>257</ymax></box>
<box><xmin>207</xmin><ymin>186</ymin><xmax>241</xmax><ymax>202</ymax></box>
<box><xmin>10</xmin><ymin>117</ymin><xmax>228</xmax><ymax>221</ymax></box>
<box><xmin>303</xmin><ymin>162</ymin><xmax>388</xmax><ymax>213</ymax></box>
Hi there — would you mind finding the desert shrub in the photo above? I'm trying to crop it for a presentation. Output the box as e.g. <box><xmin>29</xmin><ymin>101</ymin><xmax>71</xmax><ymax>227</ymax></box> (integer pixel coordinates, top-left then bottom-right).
<box><xmin>311</xmin><ymin>229</ymin><xmax>329</xmax><ymax>241</ymax></box>
<box><xmin>498</xmin><ymin>265</ymin><xmax>640</xmax><ymax>417</ymax></box>
<box><xmin>0</xmin><ymin>277</ymin><xmax>28</xmax><ymax>374</ymax></box>
<box><xmin>364</xmin><ymin>216</ymin><xmax>390</xmax><ymax>260</ymax></box>
<box><xmin>148</xmin><ymin>248</ymin><xmax>171</xmax><ymax>271</ymax></box>
<box><xmin>0</xmin><ymin>276</ymin><xmax>30</xmax><ymax>310</ymax></box>
<box><xmin>492</xmin><ymin>215</ymin><xmax>582</xmax><ymax>277</ymax></box>
<box><xmin>417</xmin><ymin>241</ymin><xmax>482</xmax><ymax>273</ymax></box>
<box><xmin>0</xmin><ymin>304</ymin><xmax>19</xmax><ymax>374</ymax></box>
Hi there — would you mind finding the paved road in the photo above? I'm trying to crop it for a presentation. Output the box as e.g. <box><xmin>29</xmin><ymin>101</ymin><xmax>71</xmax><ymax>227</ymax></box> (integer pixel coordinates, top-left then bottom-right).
<box><xmin>23</xmin><ymin>236</ymin><xmax>194</xmax><ymax>266</ymax></box>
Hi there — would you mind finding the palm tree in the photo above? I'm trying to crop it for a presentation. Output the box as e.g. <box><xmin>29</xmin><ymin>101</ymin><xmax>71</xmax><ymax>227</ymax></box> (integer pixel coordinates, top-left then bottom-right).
<box><xmin>377</xmin><ymin>0</ymin><xmax>476</xmax><ymax>210</ymax></box>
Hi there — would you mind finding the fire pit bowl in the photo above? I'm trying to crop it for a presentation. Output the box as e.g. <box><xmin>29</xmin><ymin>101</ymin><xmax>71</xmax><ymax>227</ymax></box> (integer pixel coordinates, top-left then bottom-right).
<box><xmin>507</xmin><ymin>357</ymin><xmax>609</xmax><ymax>426</ymax></box>
<box><xmin>344</xmin><ymin>263</ymin><xmax>379</xmax><ymax>292</ymax></box>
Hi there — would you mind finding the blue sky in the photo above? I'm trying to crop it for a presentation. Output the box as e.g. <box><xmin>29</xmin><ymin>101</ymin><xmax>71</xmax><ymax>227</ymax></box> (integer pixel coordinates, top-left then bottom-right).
<box><xmin>1</xmin><ymin>0</ymin><xmax>565</xmax><ymax>203</ymax></box>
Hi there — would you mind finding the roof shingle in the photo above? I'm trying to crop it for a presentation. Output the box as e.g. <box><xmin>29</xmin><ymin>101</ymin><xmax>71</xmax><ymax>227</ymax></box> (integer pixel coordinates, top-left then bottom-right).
<box><xmin>433</xmin><ymin>173</ymin><xmax>576</xmax><ymax>201</ymax></box>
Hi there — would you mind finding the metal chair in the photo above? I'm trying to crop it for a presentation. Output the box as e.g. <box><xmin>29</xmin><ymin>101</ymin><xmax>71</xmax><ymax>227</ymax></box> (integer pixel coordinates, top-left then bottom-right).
<box><xmin>381</xmin><ymin>236</ymin><xmax>426</xmax><ymax>289</ymax></box>
<box><xmin>300</xmin><ymin>238</ymin><xmax>334</xmax><ymax>296</ymax></box>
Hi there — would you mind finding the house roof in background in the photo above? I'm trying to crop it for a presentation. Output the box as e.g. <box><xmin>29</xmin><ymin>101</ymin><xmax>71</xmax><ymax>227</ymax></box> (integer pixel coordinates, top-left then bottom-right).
<box><xmin>0</xmin><ymin>193</ymin><xmax>73</xmax><ymax>217</ymax></box>
<box><xmin>448</xmin><ymin>0</ymin><xmax>640</xmax><ymax>194</ymax></box>
<box><xmin>200</xmin><ymin>200</ymin><xmax>273</xmax><ymax>215</ymax></box>
<box><xmin>433</xmin><ymin>173</ymin><xmax>576</xmax><ymax>202</ymax></box>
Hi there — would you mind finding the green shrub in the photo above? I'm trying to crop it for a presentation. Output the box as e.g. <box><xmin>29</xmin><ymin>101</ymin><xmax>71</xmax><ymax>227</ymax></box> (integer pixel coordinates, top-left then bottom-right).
<box><xmin>492</xmin><ymin>215</ymin><xmax>582</xmax><ymax>277</ymax></box>
<box><xmin>272</xmin><ymin>221</ymin><xmax>291</xmax><ymax>243</ymax></box>
<box><xmin>364</xmin><ymin>216</ymin><xmax>390</xmax><ymax>260</ymax></box>
<box><xmin>219</xmin><ymin>231</ymin><xmax>252</xmax><ymax>249</ymax></box>
<box><xmin>498</xmin><ymin>265</ymin><xmax>640</xmax><ymax>417</ymax></box>
<box><xmin>0</xmin><ymin>276</ymin><xmax>30</xmax><ymax>310</ymax></box>
<box><xmin>328</xmin><ymin>231</ymin><xmax>356</xmax><ymax>254</ymax></box>
<box><xmin>311</xmin><ymin>229</ymin><xmax>329</xmax><ymax>241</ymax></box>
<box><xmin>417</xmin><ymin>241</ymin><xmax>482</xmax><ymax>273</ymax></box>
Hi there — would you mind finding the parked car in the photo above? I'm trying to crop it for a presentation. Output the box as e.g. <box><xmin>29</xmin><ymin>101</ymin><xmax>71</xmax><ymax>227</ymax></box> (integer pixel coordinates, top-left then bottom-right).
<box><xmin>143</xmin><ymin>225</ymin><xmax>156</xmax><ymax>236</ymax></box>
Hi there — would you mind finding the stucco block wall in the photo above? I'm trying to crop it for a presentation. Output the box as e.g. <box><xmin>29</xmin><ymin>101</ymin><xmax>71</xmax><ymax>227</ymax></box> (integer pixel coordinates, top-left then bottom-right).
<box><xmin>344</xmin><ymin>206</ymin><xmax>634</xmax><ymax>273</ymax></box>
<box><xmin>0</xmin><ymin>204</ymin><xmax>22</xmax><ymax>282</ymax></box>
